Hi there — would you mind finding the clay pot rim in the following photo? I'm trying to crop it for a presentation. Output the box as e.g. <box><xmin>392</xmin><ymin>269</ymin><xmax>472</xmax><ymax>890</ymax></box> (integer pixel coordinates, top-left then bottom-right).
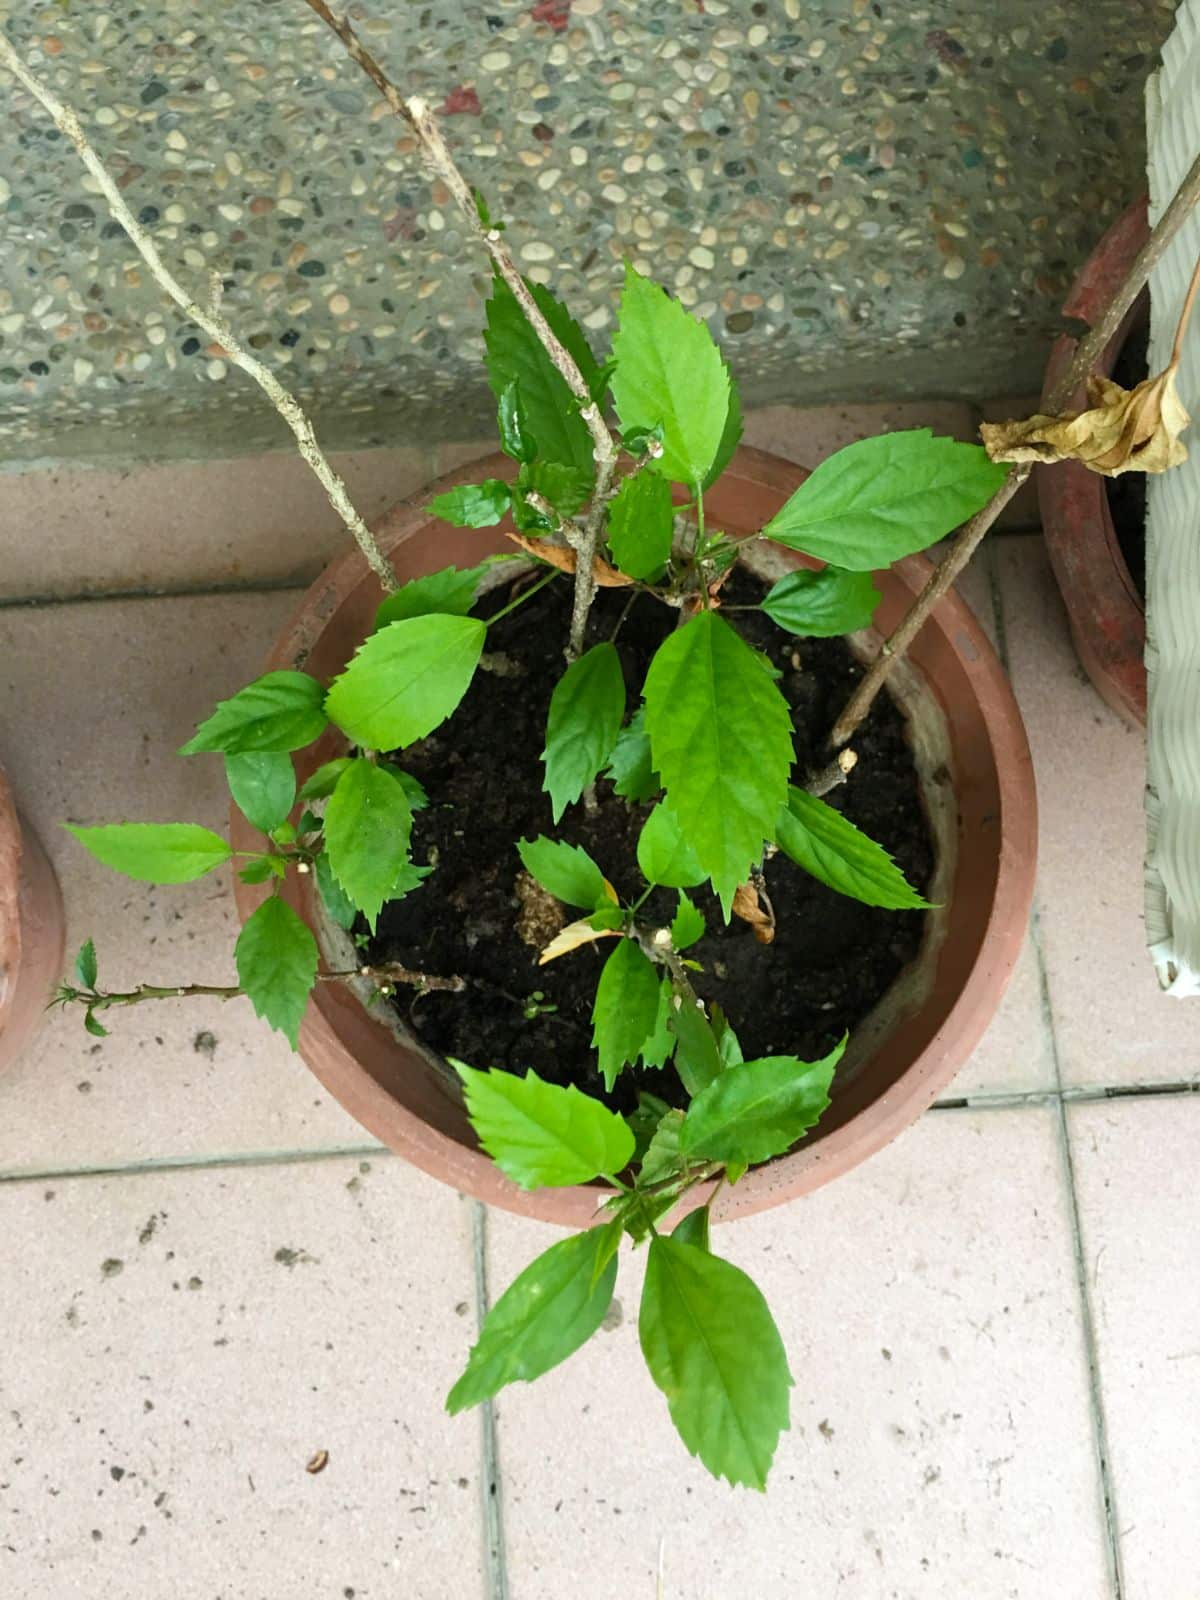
<box><xmin>0</xmin><ymin>766</ymin><xmax>66</xmax><ymax>1072</ymax></box>
<box><xmin>1037</xmin><ymin>196</ymin><xmax>1148</xmax><ymax>725</ymax></box>
<box><xmin>232</xmin><ymin>444</ymin><xmax>1037</xmax><ymax>1226</ymax></box>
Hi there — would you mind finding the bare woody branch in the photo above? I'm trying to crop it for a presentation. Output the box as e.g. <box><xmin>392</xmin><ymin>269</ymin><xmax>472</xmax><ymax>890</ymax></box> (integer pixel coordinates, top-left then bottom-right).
<box><xmin>829</xmin><ymin>148</ymin><xmax>1200</xmax><ymax>751</ymax></box>
<box><xmin>0</xmin><ymin>29</ymin><xmax>400</xmax><ymax>596</ymax></box>
<box><xmin>300</xmin><ymin>0</ymin><xmax>620</xmax><ymax>657</ymax></box>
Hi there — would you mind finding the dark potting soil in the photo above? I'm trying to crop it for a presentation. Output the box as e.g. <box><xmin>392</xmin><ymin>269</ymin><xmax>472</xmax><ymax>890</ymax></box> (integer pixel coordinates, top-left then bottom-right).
<box><xmin>1105</xmin><ymin>310</ymin><xmax>1149</xmax><ymax>601</ymax></box>
<box><xmin>364</xmin><ymin>571</ymin><xmax>934</xmax><ymax>1115</ymax></box>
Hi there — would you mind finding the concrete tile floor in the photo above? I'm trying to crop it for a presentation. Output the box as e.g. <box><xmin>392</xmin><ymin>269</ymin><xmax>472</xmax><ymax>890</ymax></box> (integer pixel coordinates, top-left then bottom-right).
<box><xmin>0</xmin><ymin>426</ymin><xmax>1192</xmax><ymax>1597</ymax></box>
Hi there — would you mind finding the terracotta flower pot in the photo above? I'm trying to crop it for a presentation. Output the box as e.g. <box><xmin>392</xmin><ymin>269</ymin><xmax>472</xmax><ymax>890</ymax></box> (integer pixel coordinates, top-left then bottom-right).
<box><xmin>232</xmin><ymin>446</ymin><xmax>1037</xmax><ymax>1226</ymax></box>
<box><xmin>1038</xmin><ymin>198</ymin><xmax>1149</xmax><ymax>725</ymax></box>
<box><xmin>0</xmin><ymin>767</ymin><xmax>66</xmax><ymax>1074</ymax></box>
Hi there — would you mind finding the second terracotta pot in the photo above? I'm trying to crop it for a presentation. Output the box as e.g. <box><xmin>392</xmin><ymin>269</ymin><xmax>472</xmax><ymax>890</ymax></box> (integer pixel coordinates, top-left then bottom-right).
<box><xmin>0</xmin><ymin>767</ymin><xmax>66</xmax><ymax>1075</ymax></box>
<box><xmin>233</xmin><ymin>446</ymin><xmax>1038</xmax><ymax>1227</ymax></box>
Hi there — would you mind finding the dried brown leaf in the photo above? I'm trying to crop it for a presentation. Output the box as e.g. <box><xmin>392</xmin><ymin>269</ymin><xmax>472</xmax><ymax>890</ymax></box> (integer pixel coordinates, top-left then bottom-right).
<box><xmin>538</xmin><ymin>918</ymin><xmax>621</xmax><ymax>965</ymax></box>
<box><xmin>980</xmin><ymin>363</ymin><xmax>1190</xmax><ymax>478</ymax></box>
<box><xmin>731</xmin><ymin>881</ymin><xmax>775</xmax><ymax>946</ymax></box>
<box><xmin>306</xmin><ymin>1450</ymin><xmax>329</xmax><ymax>1475</ymax></box>
<box><xmin>505</xmin><ymin>532</ymin><xmax>634</xmax><ymax>586</ymax></box>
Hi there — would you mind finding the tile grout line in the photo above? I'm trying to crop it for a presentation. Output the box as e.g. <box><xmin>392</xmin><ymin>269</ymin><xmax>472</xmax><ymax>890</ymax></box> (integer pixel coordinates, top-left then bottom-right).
<box><xmin>985</xmin><ymin>532</ymin><xmax>1126</xmax><ymax>1600</ymax></box>
<box><xmin>0</xmin><ymin>1141</ymin><xmax>387</xmax><ymax>1187</ymax></box>
<box><xmin>470</xmin><ymin>1201</ymin><xmax>511</xmax><ymax>1600</ymax></box>
<box><xmin>0</xmin><ymin>575</ymin><xmax>312</xmax><ymax>611</ymax></box>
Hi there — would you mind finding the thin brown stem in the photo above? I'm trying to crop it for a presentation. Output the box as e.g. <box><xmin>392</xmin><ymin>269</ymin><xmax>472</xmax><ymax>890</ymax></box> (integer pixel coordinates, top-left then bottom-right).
<box><xmin>69</xmin><ymin>962</ymin><xmax>466</xmax><ymax>1013</ymax></box>
<box><xmin>829</xmin><ymin>150</ymin><xmax>1200</xmax><ymax>750</ymax></box>
<box><xmin>300</xmin><ymin>0</ymin><xmax>619</xmax><ymax>656</ymax></box>
<box><xmin>806</xmin><ymin>747</ymin><xmax>858</xmax><ymax>798</ymax></box>
<box><xmin>0</xmin><ymin>29</ymin><xmax>399</xmax><ymax>595</ymax></box>
<box><xmin>1170</xmin><ymin>248</ymin><xmax>1200</xmax><ymax>370</ymax></box>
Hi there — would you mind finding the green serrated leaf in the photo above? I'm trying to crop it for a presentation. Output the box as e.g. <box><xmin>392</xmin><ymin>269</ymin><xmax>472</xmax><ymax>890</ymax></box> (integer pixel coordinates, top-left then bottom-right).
<box><xmin>607</xmin><ymin>471</ymin><xmax>675</xmax><ymax>580</ymax></box>
<box><xmin>518</xmin><ymin>459</ymin><xmax>592</xmax><ymax>516</ymax></box>
<box><xmin>703</xmin><ymin>369</ymin><xmax>743</xmax><ymax>490</ymax></box>
<box><xmin>761</xmin><ymin>566</ymin><xmax>881</xmax><ymax>637</ymax></box>
<box><xmin>84</xmin><ymin>1008</ymin><xmax>109</xmax><ymax>1039</ymax></box>
<box><xmin>626</xmin><ymin>1089</ymin><xmax>674</xmax><ymax>1160</ymax></box>
<box><xmin>518</xmin><ymin>836</ymin><xmax>609</xmax><ymax>910</ymax></box>
<box><xmin>542</xmin><ymin>642</ymin><xmax>625</xmax><ymax>822</ymax></box>
<box><xmin>638</xmin><ymin>1108</ymin><xmax>686</xmax><ymax>1186</ymax></box>
<box><xmin>498</xmin><ymin>379</ymin><xmax>537</xmax><ymax>463</ymax></box>
<box><xmin>609</xmin><ymin>1185</ymin><xmax>684</xmax><ymax>1244</ymax></box>
<box><xmin>67</xmin><ymin>822</ymin><xmax>232</xmax><ymax>885</ymax></box>
<box><xmin>314</xmin><ymin>849</ymin><xmax>357</xmax><ymax>930</ymax></box>
<box><xmin>374</xmin><ymin>564</ymin><xmax>491</xmax><ymax>629</ymax></box>
<box><xmin>672</xmin><ymin>1204</ymin><xmax>710</xmax><ymax>1252</ymax></box>
<box><xmin>621</xmin><ymin>421</ymin><xmax>664</xmax><ymax>457</ymax></box>
<box><xmin>234</xmin><ymin>895</ymin><xmax>318</xmax><ymax>1049</ymax></box>
<box><xmin>639</xmin><ymin>1236</ymin><xmax>792</xmax><ymax>1489</ymax></box>
<box><xmin>639</xmin><ymin>977</ymin><xmax>677</xmax><ymax>1070</ymax></box>
<box><xmin>610</xmin><ymin>265</ymin><xmax>731</xmax><ymax>488</ymax></box>
<box><xmin>428</xmin><ymin>480</ymin><xmax>512</xmax><ymax>529</ymax></box>
<box><xmin>643</xmin><ymin>612</ymin><xmax>793</xmax><ymax>915</ymax></box>
<box><xmin>588</xmin><ymin>905</ymin><xmax>626</xmax><ymax>932</ymax></box>
<box><xmin>381</xmin><ymin>764</ymin><xmax>429</xmax><ymax>812</ymax></box>
<box><xmin>710</xmin><ymin>1003</ymin><xmax>744</xmax><ymax>1069</ymax></box>
<box><xmin>668</xmin><ymin>991</ymin><xmax>723</xmax><ymax>1097</ymax></box>
<box><xmin>454</xmin><ymin>1062</ymin><xmax>635</xmax><ymax>1188</ymax></box>
<box><xmin>322</xmin><ymin>759</ymin><xmax>413</xmax><ymax>931</ymax></box>
<box><xmin>484</xmin><ymin>274</ymin><xmax>599</xmax><ymax>476</ymax></box>
<box><xmin>592</xmin><ymin>937</ymin><xmax>663</xmax><ymax>1092</ymax></box>
<box><xmin>777</xmin><ymin>787</ymin><xmax>930</xmax><ymax>910</ymax></box>
<box><xmin>224</xmin><ymin>751</ymin><xmax>296</xmax><ymax>835</ymax></box>
<box><xmin>761</xmin><ymin>430</ymin><xmax>1009</xmax><ymax>570</ymax></box>
<box><xmin>670</xmin><ymin>892</ymin><xmax>705</xmax><ymax>952</ymax></box>
<box><xmin>680</xmin><ymin>1039</ymin><xmax>845</xmax><ymax>1167</ymax></box>
<box><xmin>447</xmin><ymin>1229</ymin><xmax>617</xmax><ymax>1414</ymax></box>
<box><xmin>590</xmin><ymin>1213</ymin><xmax>626</xmax><ymax>1290</ymax></box>
<box><xmin>637</xmin><ymin>803</ymin><xmax>707</xmax><ymax>889</ymax></box>
<box><xmin>298</xmin><ymin>758</ymin><xmax>353</xmax><ymax>801</ymax></box>
<box><xmin>238</xmin><ymin>854</ymin><xmax>286</xmax><ymax>885</ymax></box>
<box><xmin>73</xmin><ymin>939</ymin><xmax>98</xmax><ymax>990</ymax></box>
<box><xmin>604</xmin><ymin>708</ymin><xmax>659</xmax><ymax>802</ymax></box>
<box><xmin>180</xmin><ymin>671</ymin><xmax>327</xmax><ymax>757</ymax></box>
<box><xmin>325</xmin><ymin>613</ymin><xmax>486</xmax><ymax>751</ymax></box>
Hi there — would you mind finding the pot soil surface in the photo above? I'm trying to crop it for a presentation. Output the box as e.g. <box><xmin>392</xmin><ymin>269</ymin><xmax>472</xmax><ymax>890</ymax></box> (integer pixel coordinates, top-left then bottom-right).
<box><xmin>363</xmin><ymin>571</ymin><xmax>934</xmax><ymax>1114</ymax></box>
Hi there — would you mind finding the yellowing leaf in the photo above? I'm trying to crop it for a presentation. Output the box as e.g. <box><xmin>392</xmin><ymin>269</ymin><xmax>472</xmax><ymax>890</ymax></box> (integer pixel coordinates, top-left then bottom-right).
<box><xmin>980</xmin><ymin>367</ymin><xmax>1190</xmax><ymax>478</ymax></box>
<box><xmin>538</xmin><ymin>918</ymin><xmax>622</xmax><ymax>965</ymax></box>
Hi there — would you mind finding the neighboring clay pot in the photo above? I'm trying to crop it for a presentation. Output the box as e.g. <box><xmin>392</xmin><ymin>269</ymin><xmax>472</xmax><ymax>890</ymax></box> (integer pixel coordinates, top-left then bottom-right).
<box><xmin>0</xmin><ymin>767</ymin><xmax>66</xmax><ymax>1073</ymax></box>
<box><xmin>233</xmin><ymin>446</ymin><xmax>1037</xmax><ymax>1226</ymax></box>
<box><xmin>1039</xmin><ymin>198</ymin><xmax>1149</xmax><ymax>725</ymax></box>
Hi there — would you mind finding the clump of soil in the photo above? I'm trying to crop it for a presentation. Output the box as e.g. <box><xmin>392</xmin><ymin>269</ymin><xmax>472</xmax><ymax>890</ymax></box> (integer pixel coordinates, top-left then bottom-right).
<box><xmin>364</xmin><ymin>570</ymin><xmax>934</xmax><ymax>1114</ymax></box>
<box><xmin>1105</xmin><ymin>308</ymin><xmax>1149</xmax><ymax>600</ymax></box>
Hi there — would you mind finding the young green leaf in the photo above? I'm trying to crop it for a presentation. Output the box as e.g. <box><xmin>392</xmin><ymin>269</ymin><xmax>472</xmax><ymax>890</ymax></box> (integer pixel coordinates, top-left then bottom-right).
<box><xmin>454</xmin><ymin>1062</ymin><xmax>635</xmax><ymax>1188</ymax></box>
<box><xmin>637</xmin><ymin>804</ymin><xmax>707</xmax><ymax>889</ymax></box>
<box><xmin>603</xmin><ymin>708</ymin><xmax>659</xmax><ymax>803</ymax></box>
<box><xmin>298</xmin><ymin>757</ymin><xmax>353</xmax><ymax>802</ymax></box>
<box><xmin>668</xmin><ymin>991</ymin><xmax>724</xmax><ymax>1097</ymax></box>
<box><xmin>374</xmin><ymin>563</ymin><xmax>490</xmax><ymax>629</ymax></box>
<box><xmin>542</xmin><ymin>642</ymin><xmax>626</xmax><ymax>822</ymax></box>
<box><xmin>322</xmin><ymin>759</ymin><xmax>413</xmax><ymax>931</ymax></box>
<box><xmin>325</xmin><ymin>613</ymin><xmax>486</xmax><ymax>751</ymax></box>
<box><xmin>777</xmin><ymin>787</ymin><xmax>930</xmax><ymax>910</ymax></box>
<box><xmin>760</xmin><ymin>566</ymin><xmax>881</xmax><ymax>637</ymax></box>
<box><xmin>670</xmin><ymin>892</ymin><xmax>705</xmax><ymax>952</ymax></box>
<box><xmin>314</xmin><ymin>849</ymin><xmax>357</xmax><ymax>930</ymax></box>
<box><xmin>608</xmin><ymin>1184</ymin><xmax>686</xmax><ymax>1245</ymax></box>
<box><xmin>610</xmin><ymin>265</ymin><xmax>731</xmax><ymax>487</ymax></box>
<box><xmin>73</xmin><ymin>938</ymin><xmax>98</xmax><ymax>990</ymax></box>
<box><xmin>639</xmin><ymin>977</ymin><xmax>677</xmax><ymax>1070</ymax></box>
<box><xmin>643</xmin><ymin>612</ymin><xmax>793</xmax><ymax>914</ymax></box>
<box><xmin>672</xmin><ymin>1204</ymin><xmax>710</xmax><ymax>1252</ymax></box>
<box><xmin>428</xmin><ymin>479</ymin><xmax>512</xmax><ymax>529</ymax></box>
<box><xmin>238</xmin><ymin>854</ymin><xmax>286</xmax><ymax>886</ymax></box>
<box><xmin>639</xmin><ymin>1236</ymin><xmax>792</xmax><ymax>1489</ymax></box>
<box><xmin>84</xmin><ymin>1008</ymin><xmax>109</xmax><ymax>1039</ymax></box>
<box><xmin>627</xmin><ymin>1089</ymin><xmax>674</xmax><ymax>1161</ymax></box>
<box><xmin>382</xmin><ymin>765</ymin><xmax>429</xmax><ymax>812</ymax></box>
<box><xmin>518</xmin><ymin>836</ymin><xmax>610</xmax><ymax>910</ymax></box>
<box><xmin>638</xmin><ymin>1108</ymin><xmax>686</xmax><ymax>1186</ymax></box>
<box><xmin>590</xmin><ymin>1213</ymin><xmax>626</xmax><ymax>1290</ymax></box>
<box><xmin>710</xmin><ymin>1003</ymin><xmax>744</xmax><ymax>1069</ymax></box>
<box><xmin>679</xmin><ymin>1039</ymin><xmax>845</xmax><ymax>1168</ymax></box>
<box><xmin>497</xmin><ymin>379</ymin><xmax>537</xmax><ymax>463</ymax></box>
<box><xmin>180</xmin><ymin>671</ymin><xmax>327</xmax><ymax>756</ymax></box>
<box><xmin>234</xmin><ymin>895</ymin><xmax>318</xmax><ymax>1050</ymax></box>
<box><xmin>484</xmin><ymin>274</ymin><xmax>600</xmax><ymax>475</ymax></box>
<box><xmin>592</xmin><ymin>937</ymin><xmax>663</xmax><ymax>1092</ymax></box>
<box><xmin>66</xmin><ymin>822</ymin><xmax>233</xmax><ymax>884</ymax></box>
<box><xmin>224</xmin><ymin>751</ymin><xmax>296</xmax><ymax>835</ymax></box>
<box><xmin>447</xmin><ymin>1229</ymin><xmax>618</xmax><ymax>1414</ymax></box>
<box><xmin>607</xmin><ymin>471</ymin><xmax>675</xmax><ymax>580</ymax></box>
<box><xmin>760</xmin><ymin>430</ymin><xmax>1009</xmax><ymax>570</ymax></box>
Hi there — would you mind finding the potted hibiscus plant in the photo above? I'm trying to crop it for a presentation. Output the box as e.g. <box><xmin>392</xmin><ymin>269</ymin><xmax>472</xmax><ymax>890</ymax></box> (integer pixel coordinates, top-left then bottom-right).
<box><xmin>26</xmin><ymin>9</ymin><xmax>1184</xmax><ymax>1489</ymax></box>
